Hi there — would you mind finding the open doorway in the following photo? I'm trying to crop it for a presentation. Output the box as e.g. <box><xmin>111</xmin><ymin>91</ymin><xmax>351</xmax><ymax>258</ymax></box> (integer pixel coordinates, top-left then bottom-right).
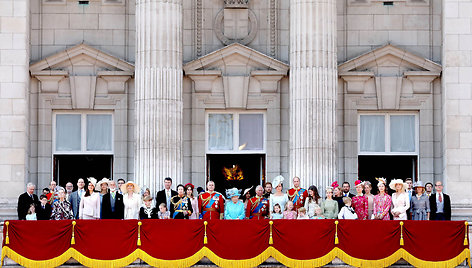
<box><xmin>53</xmin><ymin>155</ymin><xmax>113</xmax><ymax>189</ymax></box>
<box><xmin>207</xmin><ymin>154</ymin><xmax>265</xmax><ymax>194</ymax></box>
<box><xmin>358</xmin><ymin>155</ymin><xmax>417</xmax><ymax>194</ymax></box>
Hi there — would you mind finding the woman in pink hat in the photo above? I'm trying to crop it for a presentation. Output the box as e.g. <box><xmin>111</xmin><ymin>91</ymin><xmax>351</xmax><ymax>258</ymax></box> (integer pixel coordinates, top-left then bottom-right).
<box><xmin>351</xmin><ymin>180</ymin><xmax>368</xmax><ymax>220</ymax></box>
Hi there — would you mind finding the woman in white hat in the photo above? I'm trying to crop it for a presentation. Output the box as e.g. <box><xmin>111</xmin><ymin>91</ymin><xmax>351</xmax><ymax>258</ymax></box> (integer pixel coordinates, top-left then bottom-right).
<box><xmin>79</xmin><ymin>177</ymin><xmax>101</xmax><ymax>219</ymax></box>
<box><xmin>411</xmin><ymin>181</ymin><xmax>430</xmax><ymax>220</ymax></box>
<box><xmin>224</xmin><ymin>188</ymin><xmax>245</xmax><ymax>220</ymax></box>
<box><xmin>121</xmin><ymin>181</ymin><xmax>142</xmax><ymax>220</ymax></box>
<box><xmin>269</xmin><ymin>175</ymin><xmax>288</xmax><ymax>219</ymax></box>
<box><xmin>96</xmin><ymin>178</ymin><xmax>109</xmax><ymax>219</ymax></box>
<box><xmin>390</xmin><ymin>179</ymin><xmax>410</xmax><ymax>220</ymax></box>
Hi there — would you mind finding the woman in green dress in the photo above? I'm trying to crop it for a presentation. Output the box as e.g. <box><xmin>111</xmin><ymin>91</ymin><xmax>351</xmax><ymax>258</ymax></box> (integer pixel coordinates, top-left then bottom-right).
<box><xmin>321</xmin><ymin>186</ymin><xmax>339</xmax><ymax>219</ymax></box>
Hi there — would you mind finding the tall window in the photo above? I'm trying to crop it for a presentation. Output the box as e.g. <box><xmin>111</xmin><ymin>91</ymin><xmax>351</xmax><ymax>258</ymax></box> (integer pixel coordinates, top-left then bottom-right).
<box><xmin>207</xmin><ymin>112</ymin><xmax>265</xmax><ymax>153</ymax></box>
<box><xmin>54</xmin><ymin>113</ymin><xmax>113</xmax><ymax>154</ymax></box>
<box><xmin>358</xmin><ymin>113</ymin><xmax>418</xmax><ymax>155</ymax></box>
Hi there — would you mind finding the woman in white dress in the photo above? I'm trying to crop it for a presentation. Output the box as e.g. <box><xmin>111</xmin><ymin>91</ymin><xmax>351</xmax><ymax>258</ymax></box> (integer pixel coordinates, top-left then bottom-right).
<box><xmin>79</xmin><ymin>178</ymin><xmax>101</xmax><ymax>220</ymax></box>
<box><xmin>121</xmin><ymin>181</ymin><xmax>142</xmax><ymax>220</ymax></box>
<box><xmin>304</xmin><ymin>185</ymin><xmax>322</xmax><ymax>219</ymax></box>
<box><xmin>389</xmin><ymin>179</ymin><xmax>410</xmax><ymax>220</ymax></box>
<box><xmin>185</xmin><ymin>183</ymin><xmax>199</xmax><ymax>219</ymax></box>
<box><xmin>269</xmin><ymin>175</ymin><xmax>288</xmax><ymax>217</ymax></box>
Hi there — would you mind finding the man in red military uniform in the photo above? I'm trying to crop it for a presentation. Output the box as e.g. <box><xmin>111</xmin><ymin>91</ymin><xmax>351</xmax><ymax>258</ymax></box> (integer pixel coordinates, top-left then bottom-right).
<box><xmin>198</xmin><ymin>181</ymin><xmax>225</xmax><ymax>220</ymax></box>
<box><xmin>287</xmin><ymin>176</ymin><xmax>308</xmax><ymax>212</ymax></box>
<box><xmin>246</xmin><ymin>185</ymin><xmax>269</xmax><ymax>219</ymax></box>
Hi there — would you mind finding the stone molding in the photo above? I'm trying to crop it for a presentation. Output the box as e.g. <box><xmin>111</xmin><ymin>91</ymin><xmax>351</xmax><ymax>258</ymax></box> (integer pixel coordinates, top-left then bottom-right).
<box><xmin>184</xmin><ymin>43</ymin><xmax>288</xmax><ymax>109</ymax></box>
<box><xmin>224</xmin><ymin>0</ymin><xmax>249</xmax><ymax>9</ymax></box>
<box><xmin>30</xmin><ymin>44</ymin><xmax>134</xmax><ymax>103</ymax></box>
<box><xmin>339</xmin><ymin>44</ymin><xmax>441</xmax><ymax>110</ymax></box>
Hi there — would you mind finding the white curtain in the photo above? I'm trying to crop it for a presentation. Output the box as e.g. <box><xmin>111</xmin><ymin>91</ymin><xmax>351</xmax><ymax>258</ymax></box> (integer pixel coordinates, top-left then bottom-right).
<box><xmin>86</xmin><ymin>114</ymin><xmax>112</xmax><ymax>151</ymax></box>
<box><xmin>390</xmin><ymin>115</ymin><xmax>415</xmax><ymax>152</ymax></box>
<box><xmin>359</xmin><ymin>115</ymin><xmax>385</xmax><ymax>152</ymax></box>
<box><xmin>208</xmin><ymin>114</ymin><xmax>233</xmax><ymax>150</ymax></box>
<box><xmin>239</xmin><ymin>114</ymin><xmax>263</xmax><ymax>150</ymax></box>
<box><xmin>56</xmin><ymin>114</ymin><xmax>81</xmax><ymax>151</ymax></box>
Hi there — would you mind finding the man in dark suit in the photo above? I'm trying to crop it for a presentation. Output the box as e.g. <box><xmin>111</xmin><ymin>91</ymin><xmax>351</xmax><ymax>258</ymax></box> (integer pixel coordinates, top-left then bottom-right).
<box><xmin>17</xmin><ymin>182</ymin><xmax>39</xmax><ymax>220</ymax></box>
<box><xmin>102</xmin><ymin>180</ymin><xmax>124</xmax><ymax>219</ymax></box>
<box><xmin>36</xmin><ymin>195</ymin><xmax>52</xmax><ymax>220</ymax></box>
<box><xmin>69</xmin><ymin>178</ymin><xmax>86</xmax><ymax>219</ymax></box>
<box><xmin>342</xmin><ymin>182</ymin><xmax>355</xmax><ymax>198</ymax></box>
<box><xmin>429</xmin><ymin>181</ymin><xmax>451</xmax><ymax>220</ymax></box>
<box><xmin>155</xmin><ymin>177</ymin><xmax>177</xmax><ymax>210</ymax></box>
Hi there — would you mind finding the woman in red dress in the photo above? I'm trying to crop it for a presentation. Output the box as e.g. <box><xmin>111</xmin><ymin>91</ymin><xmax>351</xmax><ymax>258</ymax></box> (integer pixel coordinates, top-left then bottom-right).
<box><xmin>351</xmin><ymin>180</ymin><xmax>368</xmax><ymax>220</ymax></box>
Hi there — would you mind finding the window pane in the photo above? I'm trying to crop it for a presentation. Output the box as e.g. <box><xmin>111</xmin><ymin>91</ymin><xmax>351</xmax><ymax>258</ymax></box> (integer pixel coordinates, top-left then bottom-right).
<box><xmin>239</xmin><ymin>114</ymin><xmax>263</xmax><ymax>150</ymax></box>
<box><xmin>56</xmin><ymin>114</ymin><xmax>81</xmax><ymax>151</ymax></box>
<box><xmin>208</xmin><ymin>114</ymin><xmax>233</xmax><ymax>150</ymax></box>
<box><xmin>87</xmin><ymin>114</ymin><xmax>112</xmax><ymax>151</ymax></box>
<box><xmin>390</xmin><ymin>115</ymin><xmax>415</xmax><ymax>152</ymax></box>
<box><xmin>359</xmin><ymin>115</ymin><xmax>385</xmax><ymax>152</ymax></box>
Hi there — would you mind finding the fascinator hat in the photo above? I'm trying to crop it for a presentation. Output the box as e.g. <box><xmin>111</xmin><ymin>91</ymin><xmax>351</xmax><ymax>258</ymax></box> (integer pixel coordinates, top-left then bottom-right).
<box><xmin>354</xmin><ymin>179</ymin><xmax>364</xmax><ymax>188</ymax></box>
<box><xmin>272</xmin><ymin>175</ymin><xmax>284</xmax><ymax>188</ymax></box>
<box><xmin>376</xmin><ymin>177</ymin><xmax>387</xmax><ymax>187</ymax></box>
<box><xmin>226</xmin><ymin>188</ymin><xmax>241</xmax><ymax>199</ymax></box>
<box><xmin>87</xmin><ymin>177</ymin><xmax>97</xmax><ymax>187</ymax></box>
<box><xmin>331</xmin><ymin>181</ymin><xmax>339</xmax><ymax>188</ymax></box>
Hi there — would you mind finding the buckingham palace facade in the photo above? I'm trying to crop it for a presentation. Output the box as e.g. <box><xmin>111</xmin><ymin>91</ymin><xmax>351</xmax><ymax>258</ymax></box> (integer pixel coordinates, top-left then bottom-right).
<box><xmin>0</xmin><ymin>0</ymin><xmax>471</xmax><ymax>219</ymax></box>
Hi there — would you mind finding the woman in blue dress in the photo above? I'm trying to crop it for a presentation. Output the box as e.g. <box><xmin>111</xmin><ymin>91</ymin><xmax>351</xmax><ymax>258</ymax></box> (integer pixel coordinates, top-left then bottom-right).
<box><xmin>224</xmin><ymin>188</ymin><xmax>245</xmax><ymax>219</ymax></box>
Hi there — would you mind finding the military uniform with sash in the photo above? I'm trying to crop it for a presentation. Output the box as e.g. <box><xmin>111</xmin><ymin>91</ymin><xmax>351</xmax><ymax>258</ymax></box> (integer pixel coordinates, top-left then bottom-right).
<box><xmin>287</xmin><ymin>187</ymin><xmax>308</xmax><ymax>212</ymax></box>
<box><xmin>246</xmin><ymin>195</ymin><xmax>269</xmax><ymax>219</ymax></box>
<box><xmin>198</xmin><ymin>191</ymin><xmax>225</xmax><ymax>220</ymax></box>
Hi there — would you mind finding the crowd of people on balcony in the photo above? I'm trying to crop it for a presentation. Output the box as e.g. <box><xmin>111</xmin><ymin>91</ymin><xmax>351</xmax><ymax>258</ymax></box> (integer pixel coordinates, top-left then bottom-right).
<box><xmin>17</xmin><ymin>175</ymin><xmax>451</xmax><ymax>221</ymax></box>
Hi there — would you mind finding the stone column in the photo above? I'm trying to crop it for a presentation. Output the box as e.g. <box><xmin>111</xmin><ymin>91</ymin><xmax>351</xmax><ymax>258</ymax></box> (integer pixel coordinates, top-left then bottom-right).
<box><xmin>0</xmin><ymin>0</ymin><xmax>30</xmax><ymax>203</ymax></box>
<box><xmin>442</xmin><ymin>0</ymin><xmax>472</xmax><ymax>216</ymax></box>
<box><xmin>135</xmin><ymin>0</ymin><xmax>183</xmax><ymax>194</ymax></box>
<box><xmin>289</xmin><ymin>0</ymin><xmax>337</xmax><ymax>191</ymax></box>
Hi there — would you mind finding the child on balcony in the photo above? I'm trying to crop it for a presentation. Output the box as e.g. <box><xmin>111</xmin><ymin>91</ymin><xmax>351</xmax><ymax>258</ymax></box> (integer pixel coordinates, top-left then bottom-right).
<box><xmin>338</xmin><ymin>197</ymin><xmax>358</xmax><ymax>220</ymax></box>
<box><xmin>271</xmin><ymin>203</ymin><xmax>283</xmax><ymax>219</ymax></box>
<box><xmin>283</xmin><ymin>201</ymin><xmax>297</xmax><ymax>219</ymax></box>
<box><xmin>157</xmin><ymin>203</ymin><xmax>170</xmax><ymax>219</ymax></box>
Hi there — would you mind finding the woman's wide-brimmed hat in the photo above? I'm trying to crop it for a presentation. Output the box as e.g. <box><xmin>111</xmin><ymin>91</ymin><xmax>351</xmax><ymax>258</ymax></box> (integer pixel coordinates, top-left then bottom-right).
<box><xmin>389</xmin><ymin>179</ymin><xmax>408</xmax><ymax>192</ymax></box>
<box><xmin>121</xmin><ymin>181</ymin><xmax>141</xmax><ymax>194</ymax></box>
<box><xmin>87</xmin><ymin>177</ymin><xmax>97</xmax><ymax>187</ymax></box>
<box><xmin>226</xmin><ymin>188</ymin><xmax>241</xmax><ymax>199</ymax></box>
<box><xmin>272</xmin><ymin>175</ymin><xmax>284</xmax><ymax>187</ymax></box>
<box><xmin>96</xmin><ymin>178</ymin><xmax>110</xmax><ymax>190</ymax></box>
<box><xmin>413</xmin><ymin>181</ymin><xmax>425</xmax><ymax>189</ymax></box>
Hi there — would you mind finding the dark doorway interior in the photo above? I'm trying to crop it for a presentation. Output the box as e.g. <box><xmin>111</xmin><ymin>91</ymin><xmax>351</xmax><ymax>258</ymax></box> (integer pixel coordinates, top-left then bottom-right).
<box><xmin>358</xmin><ymin>155</ymin><xmax>417</xmax><ymax>194</ymax></box>
<box><xmin>53</xmin><ymin>155</ymin><xmax>113</xmax><ymax>189</ymax></box>
<box><xmin>207</xmin><ymin>154</ymin><xmax>265</xmax><ymax>195</ymax></box>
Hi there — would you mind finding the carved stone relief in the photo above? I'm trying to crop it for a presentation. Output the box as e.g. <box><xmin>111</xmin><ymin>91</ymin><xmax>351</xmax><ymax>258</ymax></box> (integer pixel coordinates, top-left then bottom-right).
<box><xmin>214</xmin><ymin>0</ymin><xmax>258</xmax><ymax>46</ymax></box>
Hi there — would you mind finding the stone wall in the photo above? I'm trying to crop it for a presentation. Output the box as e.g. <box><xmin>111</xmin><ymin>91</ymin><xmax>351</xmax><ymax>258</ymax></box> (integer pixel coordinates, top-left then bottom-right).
<box><xmin>30</xmin><ymin>0</ymin><xmax>135</xmax><ymax>63</ymax></box>
<box><xmin>337</xmin><ymin>0</ymin><xmax>442</xmax><ymax>64</ymax></box>
<box><xmin>0</xmin><ymin>0</ymin><xmax>30</xmax><ymax>206</ymax></box>
<box><xmin>442</xmin><ymin>0</ymin><xmax>472</xmax><ymax>209</ymax></box>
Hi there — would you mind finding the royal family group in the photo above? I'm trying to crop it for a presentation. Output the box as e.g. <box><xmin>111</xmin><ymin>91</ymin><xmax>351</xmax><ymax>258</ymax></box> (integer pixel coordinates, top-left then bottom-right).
<box><xmin>17</xmin><ymin>175</ymin><xmax>450</xmax><ymax>221</ymax></box>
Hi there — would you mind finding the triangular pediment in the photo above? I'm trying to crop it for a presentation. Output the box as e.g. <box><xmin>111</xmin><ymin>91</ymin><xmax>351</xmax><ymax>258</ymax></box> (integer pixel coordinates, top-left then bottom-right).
<box><xmin>338</xmin><ymin>44</ymin><xmax>441</xmax><ymax>75</ymax></box>
<box><xmin>30</xmin><ymin>43</ymin><xmax>134</xmax><ymax>75</ymax></box>
<box><xmin>184</xmin><ymin>43</ymin><xmax>289</xmax><ymax>75</ymax></box>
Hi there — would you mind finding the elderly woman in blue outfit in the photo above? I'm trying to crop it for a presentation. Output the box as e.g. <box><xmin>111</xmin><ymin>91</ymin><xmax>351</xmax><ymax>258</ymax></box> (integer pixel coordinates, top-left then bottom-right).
<box><xmin>224</xmin><ymin>188</ymin><xmax>245</xmax><ymax>219</ymax></box>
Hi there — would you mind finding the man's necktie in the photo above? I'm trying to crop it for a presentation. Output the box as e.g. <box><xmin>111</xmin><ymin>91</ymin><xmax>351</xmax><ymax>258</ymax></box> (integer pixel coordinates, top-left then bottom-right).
<box><xmin>439</xmin><ymin>193</ymin><xmax>442</xmax><ymax>202</ymax></box>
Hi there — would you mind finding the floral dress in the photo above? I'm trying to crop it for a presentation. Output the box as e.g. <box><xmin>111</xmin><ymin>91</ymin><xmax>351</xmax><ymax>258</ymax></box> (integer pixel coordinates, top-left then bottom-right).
<box><xmin>51</xmin><ymin>200</ymin><xmax>74</xmax><ymax>220</ymax></box>
<box><xmin>373</xmin><ymin>194</ymin><xmax>392</xmax><ymax>220</ymax></box>
<box><xmin>352</xmin><ymin>195</ymin><xmax>368</xmax><ymax>220</ymax></box>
